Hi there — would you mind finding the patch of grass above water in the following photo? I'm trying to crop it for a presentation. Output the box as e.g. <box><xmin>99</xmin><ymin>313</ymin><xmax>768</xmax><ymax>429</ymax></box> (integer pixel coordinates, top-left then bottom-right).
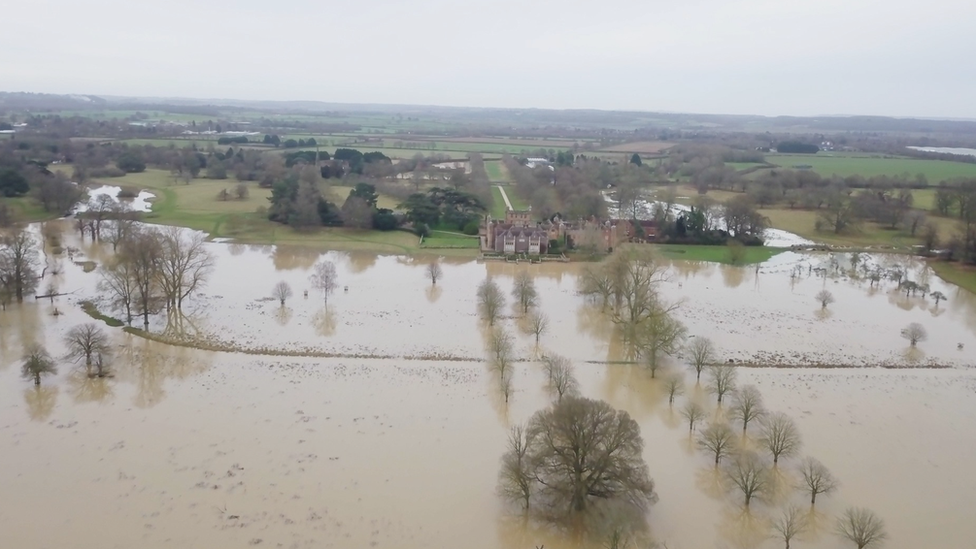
<box><xmin>929</xmin><ymin>260</ymin><xmax>976</xmax><ymax>295</ymax></box>
<box><xmin>80</xmin><ymin>301</ymin><xmax>124</xmax><ymax>327</ymax></box>
<box><xmin>654</xmin><ymin>244</ymin><xmax>785</xmax><ymax>265</ymax></box>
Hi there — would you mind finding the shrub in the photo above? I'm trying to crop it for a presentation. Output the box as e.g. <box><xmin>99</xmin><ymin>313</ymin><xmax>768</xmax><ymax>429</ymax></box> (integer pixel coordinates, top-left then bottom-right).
<box><xmin>462</xmin><ymin>221</ymin><xmax>480</xmax><ymax>235</ymax></box>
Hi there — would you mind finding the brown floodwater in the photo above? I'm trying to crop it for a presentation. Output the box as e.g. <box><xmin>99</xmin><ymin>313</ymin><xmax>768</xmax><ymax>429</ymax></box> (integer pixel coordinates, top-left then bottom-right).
<box><xmin>1</xmin><ymin>224</ymin><xmax>975</xmax><ymax>548</ymax></box>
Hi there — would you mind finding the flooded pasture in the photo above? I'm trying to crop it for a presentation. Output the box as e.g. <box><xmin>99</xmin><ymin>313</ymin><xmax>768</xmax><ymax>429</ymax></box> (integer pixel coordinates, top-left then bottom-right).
<box><xmin>2</xmin><ymin>221</ymin><xmax>976</xmax><ymax>549</ymax></box>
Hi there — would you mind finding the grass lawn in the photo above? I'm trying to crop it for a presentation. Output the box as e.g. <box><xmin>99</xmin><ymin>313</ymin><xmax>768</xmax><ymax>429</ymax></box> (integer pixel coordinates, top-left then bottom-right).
<box><xmin>421</xmin><ymin>231</ymin><xmax>480</xmax><ymax>249</ymax></box>
<box><xmin>490</xmin><ymin>186</ymin><xmax>508</xmax><ymax>218</ymax></box>
<box><xmin>505</xmin><ymin>186</ymin><xmax>529</xmax><ymax>210</ymax></box>
<box><xmin>765</xmin><ymin>153</ymin><xmax>976</xmax><ymax>181</ymax></box>
<box><xmin>726</xmin><ymin>162</ymin><xmax>766</xmax><ymax>171</ymax></box>
<box><xmin>0</xmin><ymin>196</ymin><xmax>58</xmax><ymax>223</ymax></box>
<box><xmin>757</xmin><ymin>207</ymin><xmax>961</xmax><ymax>248</ymax></box>
<box><xmin>929</xmin><ymin>261</ymin><xmax>976</xmax><ymax>295</ymax></box>
<box><xmin>654</xmin><ymin>244</ymin><xmax>785</xmax><ymax>265</ymax></box>
<box><xmin>485</xmin><ymin>161</ymin><xmax>506</xmax><ymax>181</ymax></box>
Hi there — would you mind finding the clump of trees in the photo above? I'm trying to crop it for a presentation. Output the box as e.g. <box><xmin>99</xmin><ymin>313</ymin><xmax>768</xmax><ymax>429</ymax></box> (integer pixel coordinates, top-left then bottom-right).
<box><xmin>498</xmin><ymin>397</ymin><xmax>656</xmax><ymax>538</ymax></box>
<box><xmin>97</xmin><ymin>226</ymin><xmax>214</xmax><ymax>327</ymax></box>
<box><xmin>578</xmin><ymin>246</ymin><xmax>685</xmax><ymax>365</ymax></box>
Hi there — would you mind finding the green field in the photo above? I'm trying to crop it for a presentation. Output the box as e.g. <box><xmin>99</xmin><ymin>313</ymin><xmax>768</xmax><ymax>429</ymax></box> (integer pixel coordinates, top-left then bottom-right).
<box><xmin>0</xmin><ymin>195</ymin><xmax>56</xmax><ymax>223</ymax></box>
<box><xmin>63</xmin><ymin>168</ymin><xmax>475</xmax><ymax>256</ymax></box>
<box><xmin>490</xmin><ymin>186</ymin><xmax>508</xmax><ymax>218</ymax></box>
<box><xmin>421</xmin><ymin>231</ymin><xmax>480</xmax><ymax>249</ymax></box>
<box><xmin>929</xmin><ymin>261</ymin><xmax>976</xmax><ymax>295</ymax></box>
<box><xmin>485</xmin><ymin>161</ymin><xmax>506</xmax><ymax>181</ymax></box>
<box><xmin>654</xmin><ymin>244</ymin><xmax>784</xmax><ymax>265</ymax></box>
<box><xmin>765</xmin><ymin>154</ymin><xmax>976</xmax><ymax>181</ymax></box>
<box><xmin>726</xmin><ymin>162</ymin><xmax>766</xmax><ymax>171</ymax></box>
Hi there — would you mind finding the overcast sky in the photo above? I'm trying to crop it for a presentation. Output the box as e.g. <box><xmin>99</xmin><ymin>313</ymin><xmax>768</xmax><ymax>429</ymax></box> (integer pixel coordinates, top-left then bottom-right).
<box><xmin>3</xmin><ymin>0</ymin><xmax>975</xmax><ymax>118</ymax></box>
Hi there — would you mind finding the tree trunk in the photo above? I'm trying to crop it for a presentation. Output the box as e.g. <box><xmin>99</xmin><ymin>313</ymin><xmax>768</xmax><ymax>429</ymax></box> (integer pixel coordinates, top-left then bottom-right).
<box><xmin>811</xmin><ymin>492</ymin><xmax>816</xmax><ymax>505</ymax></box>
<box><xmin>34</xmin><ymin>374</ymin><xmax>40</xmax><ymax>386</ymax></box>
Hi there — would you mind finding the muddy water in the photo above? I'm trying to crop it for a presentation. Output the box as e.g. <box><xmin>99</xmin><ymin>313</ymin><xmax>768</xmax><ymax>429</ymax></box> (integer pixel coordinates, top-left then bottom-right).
<box><xmin>2</xmin><ymin>225</ymin><xmax>976</xmax><ymax>548</ymax></box>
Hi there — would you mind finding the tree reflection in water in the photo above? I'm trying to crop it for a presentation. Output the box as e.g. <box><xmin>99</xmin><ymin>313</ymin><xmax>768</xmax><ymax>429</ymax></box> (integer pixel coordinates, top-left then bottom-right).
<box><xmin>66</xmin><ymin>369</ymin><xmax>115</xmax><ymax>404</ymax></box>
<box><xmin>24</xmin><ymin>385</ymin><xmax>58</xmax><ymax>421</ymax></box>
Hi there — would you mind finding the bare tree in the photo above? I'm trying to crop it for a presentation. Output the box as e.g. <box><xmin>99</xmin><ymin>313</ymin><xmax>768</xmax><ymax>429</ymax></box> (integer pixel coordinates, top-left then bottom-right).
<box><xmin>636</xmin><ymin>313</ymin><xmax>686</xmax><ymax>377</ymax></box>
<box><xmin>798</xmin><ymin>456</ymin><xmax>838</xmax><ymax>505</ymax></box>
<box><xmin>157</xmin><ymin>227</ymin><xmax>214</xmax><ymax>310</ymax></box>
<box><xmin>235</xmin><ymin>182</ymin><xmax>249</xmax><ymax>200</ymax></box>
<box><xmin>0</xmin><ymin>230</ymin><xmax>40</xmax><ymax>302</ymax></box>
<box><xmin>63</xmin><ymin>324</ymin><xmax>110</xmax><ymax>375</ymax></box>
<box><xmin>122</xmin><ymin>229</ymin><xmax>164</xmax><ymax>328</ymax></box>
<box><xmin>681</xmin><ymin>401</ymin><xmax>706</xmax><ymax>432</ymax></box>
<box><xmin>21</xmin><ymin>344</ymin><xmax>57</xmax><ymax>386</ymax></box>
<box><xmin>771</xmin><ymin>504</ymin><xmax>808</xmax><ymax>549</ymax></box>
<box><xmin>272</xmin><ymin>281</ymin><xmax>293</xmax><ymax>306</ymax></box>
<box><xmin>488</xmin><ymin>327</ymin><xmax>515</xmax><ymax>380</ymax></box>
<box><xmin>723</xmin><ymin>451</ymin><xmax>770</xmax><ymax>507</ymax></box>
<box><xmin>760</xmin><ymin>412</ymin><xmax>802</xmax><ymax>465</ymax></box>
<box><xmin>901</xmin><ymin>322</ymin><xmax>927</xmax><ymax>347</ymax></box>
<box><xmin>836</xmin><ymin>507</ymin><xmax>887</xmax><ymax>549</ymax></box>
<box><xmin>686</xmin><ymin>337</ymin><xmax>715</xmax><ymax>382</ymax></box>
<box><xmin>513</xmin><ymin>397</ymin><xmax>656</xmax><ymax>520</ymax></box>
<box><xmin>930</xmin><ymin>291</ymin><xmax>946</xmax><ymax>306</ymax></box>
<box><xmin>103</xmin><ymin>203</ymin><xmax>136</xmax><ymax>251</ymax></box>
<box><xmin>98</xmin><ymin>255</ymin><xmax>138</xmax><ymax>325</ymax></box>
<box><xmin>697</xmin><ymin>421</ymin><xmax>737</xmax><ymax>465</ymax></box>
<box><xmin>664</xmin><ymin>373</ymin><xmax>684</xmax><ymax>405</ymax></box>
<box><xmin>707</xmin><ymin>364</ymin><xmax>737</xmax><ymax>404</ymax></box>
<box><xmin>309</xmin><ymin>260</ymin><xmax>339</xmax><ymax>304</ymax></box>
<box><xmin>549</xmin><ymin>359</ymin><xmax>579</xmax><ymax>402</ymax></box>
<box><xmin>498</xmin><ymin>424</ymin><xmax>532</xmax><ymax>511</ymax></box>
<box><xmin>729</xmin><ymin>385</ymin><xmax>765</xmax><ymax>434</ymax></box>
<box><xmin>577</xmin><ymin>262</ymin><xmax>614</xmax><ymax>310</ymax></box>
<box><xmin>526</xmin><ymin>311</ymin><xmax>549</xmax><ymax>344</ymax></box>
<box><xmin>477</xmin><ymin>277</ymin><xmax>505</xmax><ymax>326</ymax></box>
<box><xmin>512</xmin><ymin>270</ymin><xmax>538</xmax><ymax>315</ymax></box>
<box><xmin>815</xmin><ymin>290</ymin><xmax>835</xmax><ymax>309</ymax></box>
<box><xmin>541</xmin><ymin>354</ymin><xmax>571</xmax><ymax>383</ymax></box>
<box><xmin>426</xmin><ymin>260</ymin><xmax>443</xmax><ymax>285</ymax></box>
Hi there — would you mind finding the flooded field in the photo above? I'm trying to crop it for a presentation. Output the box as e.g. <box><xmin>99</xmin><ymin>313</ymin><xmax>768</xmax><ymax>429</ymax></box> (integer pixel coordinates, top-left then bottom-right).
<box><xmin>2</xmin><ymin>221</ymin><xmax>976</xmax><ymax>548</ymax></box>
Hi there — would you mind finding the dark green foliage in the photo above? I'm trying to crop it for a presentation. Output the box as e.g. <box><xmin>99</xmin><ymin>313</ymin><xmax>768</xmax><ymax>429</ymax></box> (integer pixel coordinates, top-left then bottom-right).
<box><xmin>217</xmin><ymin>136</ymin><xmax>249</xmax><ymax>145</ymax></box>
<box><xmin>400</xmin><ymin>193</ymin><xmax>441</xmax><ymax>227</ymax></box>
<box><xmin>372</xmin><ymin>209</ymin><xmax>398</xmax><ymax>231</ymax></box>
<box><xmin>318</xmin><ymin>199</ymin><xmax>343</xmax><ymax>226</ymax></box>
<box><xmin>776</xmin><ymin>141</ymin><xmax>819</xmax><ymax>154</ymax></box>
<box><xmin>630</xmin><ymin>153</ymin><xmax>643</xmax><ymax>166</ymax></box>
<box><xmin>116</xmin><ymin>151</ymin><xmax>146</xmax><ymax>173</ymax></box>
<box><xmin>348</xmin><ymin>183</ymin><xmax>379</xmax><ymax>207</ymax></box>
<box><xmin>463</xmin><ymin>221</ymin><xmax>480</xmax><ymax>235</ymax></box>
<box><xmin>0</xmin><ymin>169</ymin><xmax>29</xmax><ymax>197</ymax></box>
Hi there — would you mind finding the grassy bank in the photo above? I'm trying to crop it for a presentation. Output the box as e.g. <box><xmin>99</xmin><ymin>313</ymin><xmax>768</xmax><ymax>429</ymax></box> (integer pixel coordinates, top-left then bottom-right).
<box><xmin>654</xmin><ymin>244</ymin><xmax>785</xmax><ymax>265</ymax></box>
<box><xmin>0</xmin><ymin>196</ymin><xmax>59</xmax><ymax>223</ymax></box>
<box><xmin>929</xmin><ymin>261</ymin><xmax>976</xmax><ymax>294</ymax></box>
